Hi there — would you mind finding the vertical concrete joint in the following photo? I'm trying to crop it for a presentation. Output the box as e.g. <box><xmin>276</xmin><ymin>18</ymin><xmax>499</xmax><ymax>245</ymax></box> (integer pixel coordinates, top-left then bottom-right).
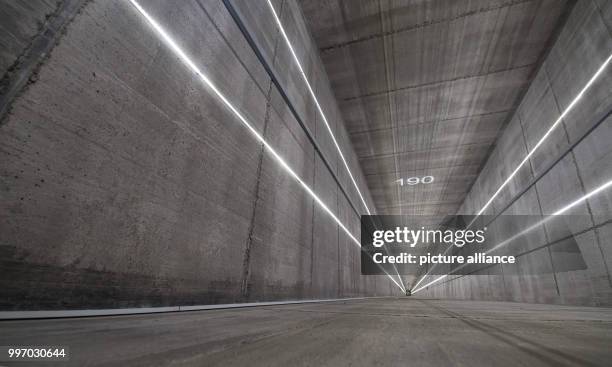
<box><xmin>240</xmin><ymin>81</ymin><xmax>274</xmax><ymax>300</ymax></box>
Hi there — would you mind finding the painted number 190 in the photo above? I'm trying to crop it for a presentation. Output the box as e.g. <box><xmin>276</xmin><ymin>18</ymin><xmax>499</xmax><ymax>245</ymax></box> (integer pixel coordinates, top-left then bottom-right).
<box><xmin>395</xmin><ymin>176</ymin><xmax>434</xmax><ymax>186</ymax></box>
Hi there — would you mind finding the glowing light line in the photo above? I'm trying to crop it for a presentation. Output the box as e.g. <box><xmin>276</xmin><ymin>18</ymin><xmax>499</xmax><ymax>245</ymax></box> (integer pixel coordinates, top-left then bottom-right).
<box><xmin>264</xmin><ymin>0</ymin><xmax>407</xmax><ymax>292</ymax></box>
<box><xmin>411</xmin><ymin>52</ymin><xmax>612</xmax><ymax>292</ymax></box>
<box><xmin>126</xmin><ymin>0</ymin><xmax>405</xmax><ymax>293</ymax></box>
<box><xmin>412</xmin><ymin>178</ymin><xmax>612</xmax><ymax>294</ymax></box>
<box><xmin>476</xmin><ymin>53</ymin><xmax>612</xmax><ymax>216</ymax></box>
<box><xmin>265</xmin><ymin>0</ymin><xmax>372</xmax><ymax>216</ymax></box>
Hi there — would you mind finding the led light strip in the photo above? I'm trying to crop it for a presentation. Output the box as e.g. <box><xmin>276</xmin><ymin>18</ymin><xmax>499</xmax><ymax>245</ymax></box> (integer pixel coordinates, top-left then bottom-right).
<box><xmin>411</xmin><ymin>52</ymin><xmax>612</xmax><ymax>292</ymax></box>
<box><xmin>412</xmin><ymin>177</ymin><xmax>612</xmax><ymax>294</ymax></box>
<box><xmin>265</xmin><ymin>0</ymin><xmax>372</xmax><ymax>216</ymax></box>
<box><xmin>476</xmin><ymin>53</ymin><xmax>612</xmax><ymax>216</ymax></box>
<box><xmin>126</xmin><ymin>0</ymin><xmax>405</xmax><ymax>293</ymax></box>
<box><xmin>265</xmin><ymin>0</ymin><xmax>406</xmax><ymax>292</ymax></box>
<box><xmin>264</xmin><ymin>0</ymin><xmax>408</xmax><ymax>293</ymax></box>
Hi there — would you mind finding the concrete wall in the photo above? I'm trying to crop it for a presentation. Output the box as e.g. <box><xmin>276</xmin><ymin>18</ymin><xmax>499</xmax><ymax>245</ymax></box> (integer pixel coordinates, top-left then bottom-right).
<box><xmin>418</xmin><ymin>0</ymin><xmax>612</xmax><ymax>306</ymax></box>
<box><xmin>0</xmin><ymin>0</ymin><xmax>400</xmax><ymax>311</ymax></box>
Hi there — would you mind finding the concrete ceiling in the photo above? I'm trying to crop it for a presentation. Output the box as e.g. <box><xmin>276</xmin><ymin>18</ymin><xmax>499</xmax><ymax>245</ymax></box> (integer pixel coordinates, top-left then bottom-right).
<box><xmin>299</xmin><ymin>0</ymin><xmax>573</xmax><ymax>217</ymax></box>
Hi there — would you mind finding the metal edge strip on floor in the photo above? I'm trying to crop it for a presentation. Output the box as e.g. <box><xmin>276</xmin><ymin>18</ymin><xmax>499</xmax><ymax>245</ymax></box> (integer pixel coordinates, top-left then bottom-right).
<box><xmin>0</xmin><ymin>297</ymin><xmax>372</xmax><ymax>320</ymax></box>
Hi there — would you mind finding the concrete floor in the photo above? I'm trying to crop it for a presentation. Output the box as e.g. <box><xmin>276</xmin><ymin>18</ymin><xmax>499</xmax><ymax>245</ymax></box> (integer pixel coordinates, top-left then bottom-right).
<box><xmin>1</xmin><ymin>298</ymin><xmax>611</xmax><ymax>366</ymax></box>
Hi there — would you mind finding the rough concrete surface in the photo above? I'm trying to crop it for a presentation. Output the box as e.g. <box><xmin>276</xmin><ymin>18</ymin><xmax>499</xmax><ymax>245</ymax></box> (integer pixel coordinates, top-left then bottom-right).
<box><xmin>1</xmin><ymin>298</ymin><xmax>611</xmax><ymax>366</ymax></box>
<box><xmin>417</xmin><ymin>0</ymin><xmax>612</xmax><ymax>306</ymax></box>
<box><xmin>0</xmin><ymin>1</ymin><xmax>612</xmax><ymax>365</ymax></box>
<box><xmin>300</xmin><ymin>0</ymin><xmax>574</xmax><ymax>218</ymax></box>
<box><xmin>0</xmin><ymin>0</ymin><xmax>399</xmax><ymax>311</ymax></box>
